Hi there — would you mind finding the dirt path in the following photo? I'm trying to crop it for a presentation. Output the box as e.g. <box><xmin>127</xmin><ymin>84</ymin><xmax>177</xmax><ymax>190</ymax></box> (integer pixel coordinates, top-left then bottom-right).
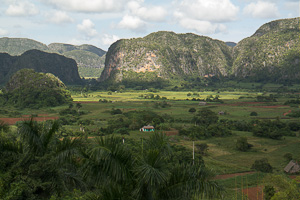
<box><xmin>283</xmin><ymin>110</ymin><xmax>292</xmax><ymax>116</ymax></box>
<box><xmin>213</xmin><ymin>171</ymin><xmax>255</xmax><ymax>180</ymax></box>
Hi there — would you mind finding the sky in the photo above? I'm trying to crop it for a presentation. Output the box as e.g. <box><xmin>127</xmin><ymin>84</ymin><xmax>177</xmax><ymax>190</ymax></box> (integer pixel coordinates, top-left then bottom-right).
<box><xmin>0</xmin><ymin>0</ymin><xmax>299</xmax><ymax>50</ymax></box>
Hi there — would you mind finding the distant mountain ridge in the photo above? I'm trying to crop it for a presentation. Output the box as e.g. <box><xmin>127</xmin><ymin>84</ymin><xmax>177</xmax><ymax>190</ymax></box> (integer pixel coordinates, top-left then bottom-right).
<box><xmin>0</xmin><ymin>49</ymin><xmax>81</xmax><ymax>85</ymax></box>
<box><xmin>0</xmin><ymin>38</ymin><xmax>107</xmax><ymax>77</ymax></box>
<box><xmin>101</xmin><ymin>17</ymin><xmax>299</xmax><ymax>83</ymax></box>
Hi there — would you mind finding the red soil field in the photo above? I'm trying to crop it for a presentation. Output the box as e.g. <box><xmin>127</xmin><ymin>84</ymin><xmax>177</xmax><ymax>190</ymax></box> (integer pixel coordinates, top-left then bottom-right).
<box><xmin>242</xmin><ymin>186</ymin><xmax>263</xmax><ymax>200</ymax></box>
<box><xmin>0</xmin><ymin>116</ymin><xmax>59</xmax><ymax>125</ymax></box>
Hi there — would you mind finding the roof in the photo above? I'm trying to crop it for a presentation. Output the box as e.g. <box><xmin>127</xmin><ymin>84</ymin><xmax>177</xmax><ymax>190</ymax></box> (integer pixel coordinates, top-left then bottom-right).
<box><xmin>284</xmin><ymin>160</ymin><xmax>300</xmax><ymax>173</ymax></box>
<box><xmin>142</xmin><ymin>126</ymin><xmax>154</xmax><ymax>129</ymax></box>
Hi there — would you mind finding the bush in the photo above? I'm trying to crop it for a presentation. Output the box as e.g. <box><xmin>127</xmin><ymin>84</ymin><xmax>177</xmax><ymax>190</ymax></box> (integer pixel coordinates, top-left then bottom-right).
<box><xmin>110</xmin><ymin>108</ymin><xmax>122</xmax><ymax>115</ymax></box>
<box><xmin>188</xmin><ymin>108</ymin><xmax>196</xmax><ymax>113</ymax></box>
<box><xmin>236</xmin><ymin>137</ymin><xmax>252</xmax><ymax>152</ymax></box>
<box><xmin>251</xmin><ymin>158</ymin><xmax>273</xmax><ymax>173</ymax></box>
<box><xmin>250</xmin><ymin>111</ymin><xmax>258</xmax><ymax>116</ymax></box>
<box><xmin>283</xmin><ymin>153</ymin><xmax>293</xmax><ymax>161</ymax></box>
<box><xmin>195</xmin><ymin>143</ymin><xmax>208</xmax><ymax>155</ymax></box>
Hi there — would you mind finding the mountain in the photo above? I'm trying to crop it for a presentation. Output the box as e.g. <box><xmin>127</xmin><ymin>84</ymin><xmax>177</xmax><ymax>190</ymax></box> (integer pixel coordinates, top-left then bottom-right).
<box><xmin>0</xmin><ymin>37</ymin><xmax>48</xmax><ymax>55</ymax></box>
<box><xmin>0</xmin><ymin>38</ymin><xmax>106</xmax><ymax>77</ymax></box>
<box><xmin>0</xmin><ymin>50</ymin><xmax>81</xmax><ymax>85</ymax></box>
<box><xmin>101</xmin><ymin>17</ymin><xmax>299</xmax><ymax>84</ymax></box>
<box><xmin>232</xmin><ymin>17</ymin><xmax>300</xmax><ymax>82</ymax></box>
<box><xmin>101</xmin><ymin>31</ymin><xmax>233</xmax><ymax>82</ymax></box>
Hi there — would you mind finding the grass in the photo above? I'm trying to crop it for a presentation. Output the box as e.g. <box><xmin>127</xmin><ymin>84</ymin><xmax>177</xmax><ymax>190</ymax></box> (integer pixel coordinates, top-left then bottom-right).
<box><xmin>1</xmin><ymin>92</ymin><xmax>299</xmax><ymax>172</ymax></box>
<box><xmin>2</xmin><ymin>88</ymin><xmax>300</xmax><ymax>199</ymax></box>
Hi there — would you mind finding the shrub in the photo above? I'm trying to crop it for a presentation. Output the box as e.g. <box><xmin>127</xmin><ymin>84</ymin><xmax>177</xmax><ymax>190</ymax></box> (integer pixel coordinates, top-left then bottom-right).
<box><xmin>196</xmin><ymin>143</ymin><xmax>208</xmax><ymax>155</ymax></box>
<box><xmin>283</xmin><ymin>153</ymin><xmax>293</xmax><ymax>161</ymax></box>
<box><xmin>236</xmin><ymin>137</ymin><xmax>252</xmax><ymax>152</ymax></box>
<box><xmin>188</xmin><ymin>108</ymin><xmax>196</xmax><ymax>113</ymax></box>
<box><xmin>110</xmin><ymin>108</ymin><xmax>122</xmax><ymax>115</ymax></box>
<box><xmin>251</xmin><ymin>158</ymin><xmax>273</xmax><ymax>173</ymax></box>
<box><xmin>250</xmin><ymin>111</ymin><xmax>258</xmax><ymax>116</ymax></box>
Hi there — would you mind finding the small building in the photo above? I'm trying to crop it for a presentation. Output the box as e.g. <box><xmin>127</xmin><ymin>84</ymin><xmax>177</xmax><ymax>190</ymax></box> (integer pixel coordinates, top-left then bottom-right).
<box><xmin>198</xmin><ymin>101</ymin><xmax>207</xmax><ymax>106</ymax></box>
<box><xmin>140</xmin><ymin>125</ymin><xmax>155</xmax><ymax>132</ymax></box>
<box><xmin>218</xmin><ymin>111</ymin><xmax>225</xmax><ymax>115</ymax></box>
<box><xmin>284</xmin><ymin>160</ymin><xmax>300</xmax><ymax>174</ymax></box>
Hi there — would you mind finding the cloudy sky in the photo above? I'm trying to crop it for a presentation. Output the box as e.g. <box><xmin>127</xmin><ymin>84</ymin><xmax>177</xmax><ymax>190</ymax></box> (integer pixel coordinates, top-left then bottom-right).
<box><xmin>0</xmin><ymin>0</ymin><xmax>299</xmax><ymax>50</ymax></box>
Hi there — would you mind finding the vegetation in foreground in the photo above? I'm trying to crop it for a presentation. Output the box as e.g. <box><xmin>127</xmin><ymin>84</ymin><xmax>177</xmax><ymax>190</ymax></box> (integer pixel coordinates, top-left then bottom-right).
<box><xmin>0</xmin><ymin>119</ymin><xmax>221</xmax><ymax>200</ymax></box>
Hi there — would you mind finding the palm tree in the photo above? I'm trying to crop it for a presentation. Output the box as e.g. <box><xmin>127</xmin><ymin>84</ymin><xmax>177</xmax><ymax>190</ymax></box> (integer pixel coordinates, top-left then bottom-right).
<box><xmin>0</xmin><ymin>119</ymin><xmax>85</xmax><ymax>199</ymax></box>
<box><xmin>81</xmin><ymin>136</ymin><xmax>134</xmax><ymax>198</ymax></box>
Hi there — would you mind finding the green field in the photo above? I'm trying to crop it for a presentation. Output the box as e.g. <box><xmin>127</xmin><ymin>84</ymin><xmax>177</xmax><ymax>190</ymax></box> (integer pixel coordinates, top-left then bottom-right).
<box><xmin>1</xmin><ymin>89</ymin><xmax>299</xmax><ymax>199</ymax></box>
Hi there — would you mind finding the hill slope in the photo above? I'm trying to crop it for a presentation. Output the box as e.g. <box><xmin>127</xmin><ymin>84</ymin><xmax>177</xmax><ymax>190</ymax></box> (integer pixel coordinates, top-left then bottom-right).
<box><xmin>101</xmin><ymin>31</ymin><xmax>233</xmax><ymax>82</ymax></box>
<box><xmin>101</xmin><ymin>17</ymin><xmax>299</xmax><ymax>84</ymax></box>
<box><xmin>0</xmin><ymin>50</ymin><xmax>81</xmax><ymax>85</ymax></box>
<box><xmin>232</xmin><ymin>17</ymin><xmax>300</xmax><ymax>82</ymax></box>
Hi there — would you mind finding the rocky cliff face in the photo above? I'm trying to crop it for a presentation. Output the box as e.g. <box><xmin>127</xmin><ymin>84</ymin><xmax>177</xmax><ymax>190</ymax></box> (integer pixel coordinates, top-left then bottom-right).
<box><xmin>101</xmin><ymin>31</ymin><xmax>233</xmax><ymax>82</ymax></box>
<box><xmin>232</xmin><ymin>17</ymin><xmax>299</xmax><ymax>82</ymax></box>
<box><xmin>0</xmin><ymin>50</ymin><xmax>81</xmax><ymax>85</ymax></box>
<box><xmin>101</xmin><ymin>17</ymin><xmax>299</xmax><ymax>83</ymax></box>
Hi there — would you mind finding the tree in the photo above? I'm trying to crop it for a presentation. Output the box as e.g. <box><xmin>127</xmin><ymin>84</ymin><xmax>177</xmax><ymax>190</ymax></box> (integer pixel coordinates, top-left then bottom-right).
<box><xmin>283</xmin><ymin>153</ymin><xmax>293</xmax><ymax>162</ymax></box>
<box><xmin>263</xmin><ymin>174</ymin><xmax>300</xmax><ymax>200</ymax></box>
<box><xmin>196</xmin><ymin>143</ymin><xmax>209</xmax><ymax>155</ymax></box>
<box><xmin>76</xmin><ymin>103</ymin><xmax>82</xmax><ymax>114</ymax></box>
<box><xmin>236</xmin><ymin>137</ymin><xmax>252</xmax><ymax>152</ymax></box>
<box><xmin>0</xmin><ymin>119</ymin><xmax>84</xmax><ymax>199</ymax></box>
<box><xmin>188</xmin><ymin>107</ymin><xmax>196</xmax><ymax>114</ymax></box>
<box><xmin>250</xmin><ymin>111</ymin><xmax>258</xmax><ymax>116</ymax></box>
<box><xmin>195</xmin><ymin>108</ymin><xmax>219</xmax><ymax>127</ymax></box>
<box><xmin>264</xmin><ymin>185</ymin><xmax>275</xmax><ymax>200</ymax></box>
<box><xmin>251</xmin><ymin>158</ymin><xmax>273</xmax><ymax>173</ymax></box>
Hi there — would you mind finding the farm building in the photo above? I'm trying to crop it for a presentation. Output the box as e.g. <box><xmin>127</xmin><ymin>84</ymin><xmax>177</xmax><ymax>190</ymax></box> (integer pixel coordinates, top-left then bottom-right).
<box><xmin>284</xmin><ymin>160</ymin><xmax>300</xmax><ymax>174</ymax></box>
<box><xmin>140</xmin><ymin>125</ymin><xmax>155</xmax><ymax>132</ymax></box>
<box><xmin>198</xmin><ymin>101</ymin><xmax>207</xmax><ymax>106</ymax></box>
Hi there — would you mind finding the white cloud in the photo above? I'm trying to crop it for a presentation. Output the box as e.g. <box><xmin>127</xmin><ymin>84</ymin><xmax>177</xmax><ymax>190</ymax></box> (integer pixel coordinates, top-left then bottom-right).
<box><xmin>173</xmin><ymin>0</ymin><xmax>238</xmax><ymax>34</ymax></box>
<box><xmin>5</xmin><ymin>1</ymin><xmax>39</xmax><ymax>16</ymax></box>
<box><xmin>46</xmin><ymin>11</ymin><xmax>74</xmax><ymax>24</ymax></box>
<box><xmin>43</xmin><ymin>0</ymin><xmax>128</xmax><ymax>13</ymax></box>
<box><xmin>127</xmin><ymin>0</ymin><xmax>167</xmax><ymax>22</ymax></box>
<box><xmin>118</xmin><ymin>14</ymin><xmax>147</xmax><ymax>32</ymax></box>
<box><xmin>176</xmin><ymin>0</ymin><xmax>239</xmax><ymax>23</ymax></box>
<box><xmin>284</xmin><ymin>1</ymin><xmax>299</xmax><ymax>16</ymax></box>
<box><xmin>178</xmin><ymin>18</ymin><xmax>227</xmax><ymax>34</ymax></box>
<box><xmin>77</xmin><ymin>19</ymin><xmax>98</xmax><ymax>38</ymax></box>
<box><xmin>243</xmin><ymin>1</ymin><xmax>280</xmax><ymax>19</ymax></box>
<box><xmin>0</xmin><ymin>28</ymin><xmax>8</xmax><ymax>36</ymax></box>
<box><xmin>102</xmin><ymin>34</ymin><xmax>120</xmax><ymax>46</ymax></box>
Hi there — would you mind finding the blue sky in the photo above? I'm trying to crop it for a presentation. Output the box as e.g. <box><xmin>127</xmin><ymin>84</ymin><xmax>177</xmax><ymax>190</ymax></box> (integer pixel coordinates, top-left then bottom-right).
<box><xmin>0</xmin><ymin>0</ymin><xmax>299</xmax><ymax>50</ymax></box>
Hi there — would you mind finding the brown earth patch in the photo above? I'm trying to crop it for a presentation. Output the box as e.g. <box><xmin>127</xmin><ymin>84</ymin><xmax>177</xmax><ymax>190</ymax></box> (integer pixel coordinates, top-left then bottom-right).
<box><xmin>251</xmin><ymin>105</ymin><xmax>289</xmax><ymax>108</ymax></box>
<box><xmin>218</xmin><ymin>102</ymin><xmax>264</xmax><ymax>106</ymax></box>
<box><xmin>242</xmin><ymin>186</ymin><xmax>263</xmax><ymax>200</ymax></box>
<box><xmin>164</xmin><ymin>128</ymin><xmax>179</xmax><ymax>136</ymax></box>
<box><xmin>284</xmin><ymin>110</ymin><xmax>292</xmax><ymax>116</ymax></box>
<box><xmin>73</xmin><ymin>101</ymin><xmax>99</xmax><ymax>104</ymax></box>
<box><xmin>213</xmin><ymin>171</ymin><xmax>255</xmax><ymax>180</ymax></box>
<box><xmin>0</xmin><ymin>116</ymin><xmax>59</xmax><ymax>125</ymax></box>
